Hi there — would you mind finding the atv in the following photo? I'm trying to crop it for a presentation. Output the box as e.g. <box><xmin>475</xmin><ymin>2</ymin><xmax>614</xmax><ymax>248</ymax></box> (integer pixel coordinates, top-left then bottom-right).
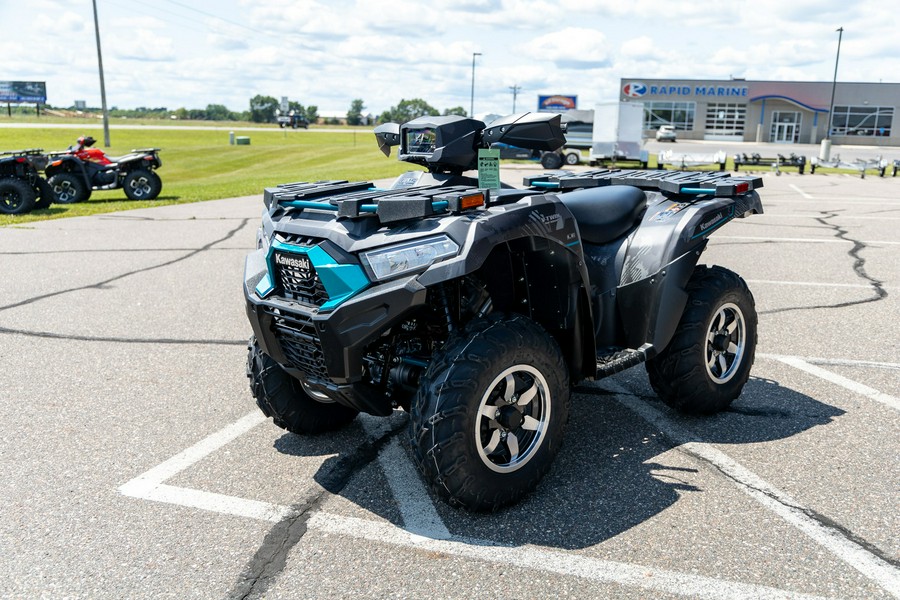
<box><xmin>44</xmin><ymin>136</ymin><xmax>162</xmax><ymax>204</ymax></box>
<box><xmin>0</xmin><ymin>148</ymin><xmax>55</xmax><ymax>215</ymax></box>
<box><xmin>243</xmin><ymin>112</ymin><xmax>763</xmax><ymax>511</ymax></box>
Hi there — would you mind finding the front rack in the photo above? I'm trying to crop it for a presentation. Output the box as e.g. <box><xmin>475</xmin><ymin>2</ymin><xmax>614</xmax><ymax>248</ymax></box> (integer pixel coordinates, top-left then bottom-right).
<box><xmin>264</xmin><ymin>180</ymin><xmax>492</xmax><ymax>224</ymax></box>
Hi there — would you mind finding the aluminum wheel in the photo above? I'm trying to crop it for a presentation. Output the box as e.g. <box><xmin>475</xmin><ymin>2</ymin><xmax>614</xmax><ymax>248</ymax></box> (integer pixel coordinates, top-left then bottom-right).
<box><xmin>705</xmin><ymin>302</ymin><xmax>746</xmax><ymax>384</ymax></box>
<box><xmin>128</xmin><ymin>174</ymin><xmax>152</xmax><ymax>198</ymax></box>
<box><xmin>475</xmin><ymin>364</ymin><xmax>551</xmax><ymax>473</ymax></box>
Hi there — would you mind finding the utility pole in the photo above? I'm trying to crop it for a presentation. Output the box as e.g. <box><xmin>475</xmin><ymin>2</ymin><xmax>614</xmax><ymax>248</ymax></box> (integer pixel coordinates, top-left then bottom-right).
<box><xmin>470</xmin><ymin>52</ymin><xmax>481</xmax><ymax>118</ymax></box>
<box><xmin>509</xmin><ymin>84</ymin><xmax>522</xmax><ymax>113</ymax></box>
<box><xmin>92</xmin><ymin>0</ymin><xmax>111</xmax><ymax>147</ymax></box>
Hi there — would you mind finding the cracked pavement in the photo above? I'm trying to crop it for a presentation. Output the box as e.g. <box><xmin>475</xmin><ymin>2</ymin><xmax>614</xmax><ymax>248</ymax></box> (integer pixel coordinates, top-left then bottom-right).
<box><xmin>1</xmin><ymin>174</ymin><xmax>898</xmax><ymax>599</ymax></box>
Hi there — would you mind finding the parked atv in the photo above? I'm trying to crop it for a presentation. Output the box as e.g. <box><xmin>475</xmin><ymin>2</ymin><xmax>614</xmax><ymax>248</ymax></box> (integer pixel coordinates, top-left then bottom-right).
<box><xmin>0</xmin><ymin>148</ymin><xmax>55</xmax><ymax>215</ymax></box>
<box><xmin>44</xmin><ymin>136</ymin><xmax>162</xmax><ymax>204</ymax></box>
<box><xmin>243</xmin><ymin>112</ymin><xmax>763</xmax><ymax>511</ymax></box>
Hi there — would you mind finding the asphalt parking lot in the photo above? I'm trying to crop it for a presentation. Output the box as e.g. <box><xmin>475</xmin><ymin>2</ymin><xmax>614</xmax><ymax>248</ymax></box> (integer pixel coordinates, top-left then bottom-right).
<box><xmin>1</xmin><ymin>167</ymin><xmax>898</xmax><ymax>599</ymax></box>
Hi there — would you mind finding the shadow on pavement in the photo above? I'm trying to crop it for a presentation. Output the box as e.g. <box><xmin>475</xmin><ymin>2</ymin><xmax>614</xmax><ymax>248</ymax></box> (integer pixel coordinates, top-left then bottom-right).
<box><xmin>271</xmin><ymin>373</ymin><xmax>842</xmax><ymax>551</ymax></box>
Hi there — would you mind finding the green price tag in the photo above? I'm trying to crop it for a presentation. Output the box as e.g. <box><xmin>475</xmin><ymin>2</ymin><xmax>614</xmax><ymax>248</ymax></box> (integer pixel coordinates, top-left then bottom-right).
<box><xmin>477</xmin><ymin>148</ymin><xmax>501</xmax><ymax>190</ymax></box>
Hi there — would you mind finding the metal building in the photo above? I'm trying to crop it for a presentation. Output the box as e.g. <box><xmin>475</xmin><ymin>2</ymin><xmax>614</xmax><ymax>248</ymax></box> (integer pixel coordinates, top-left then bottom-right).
<box><xmin>620</xmin><ymin>78</ymin><xmax>899</xmax><ymax>146</ymax></box>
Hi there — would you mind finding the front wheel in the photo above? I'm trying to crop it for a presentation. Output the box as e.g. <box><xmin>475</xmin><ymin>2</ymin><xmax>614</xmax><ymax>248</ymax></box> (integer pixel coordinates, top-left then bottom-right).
<box><xmin>123</xmin><ymin>169</ymin><xmax>162</xmax><ymax>200</ymax></box>
<box><xmin>410</xmin><ymin>314</ymin><xmax>570</xmax><ymax>511</ymax></box>
<box><xmin>564</xmin><ymin>151</ymin><xmax>580</xmax><ymax>165</ymax></box>
<box><xmin>247</xmin><ymin>338</ymin><xmax>358</xmax><ymax>434</ymax></box>
<box><xmin>0</xmin><ymin>177</ymin><xmax>37</xmax><ymax>214</ymax></box>
<box><xmin>646</xmin><ymin>265</ymin><xmax>757</xmax><ymax>414</ymax></box>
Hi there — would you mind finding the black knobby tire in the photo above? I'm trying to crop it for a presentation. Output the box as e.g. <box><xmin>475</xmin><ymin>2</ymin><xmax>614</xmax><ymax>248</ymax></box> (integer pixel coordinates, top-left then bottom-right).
<box><xmin>246</xmin><ymin>338</ymin><xmax>358</xmax><ymax>434</ymax></box>
<box><xmin>410</xmin><ymin>314</ymin><xmax>570</xmax><ymax>511</ymax></box>
<box><xmin>0</xmin><ymin>177</ymin><xmax>37</xmax><ymax>215</ymax></box>
<box><xmin>48</xmin><ymin>172</ymin><xmax>87</xmax><ymax>204</ymax></box>
<box><xmin>123</xmin><ymin>168</ymin><xmax>163</xmax><ymax>200</ymax></box>
<box><xmin>33</xmin><ymin>177</ymin><xmax>55</xmax><ymax>210</ymax></box>
<box><xmin>645</xmin><ymin>265</ymin><xmax>757</xmax><ymax>414</ymax></box>
<box><xmin>540</xmin><ymin>152</ymin><xmax>564</xmax><ymax>170</ymax></box>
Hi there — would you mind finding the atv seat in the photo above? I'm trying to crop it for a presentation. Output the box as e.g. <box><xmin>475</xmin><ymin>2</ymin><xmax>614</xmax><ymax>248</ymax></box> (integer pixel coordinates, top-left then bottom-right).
<box><xmin>558</xmin><ymin>185</ymin><xmax>646</xmax><ymax>244</ymax></box>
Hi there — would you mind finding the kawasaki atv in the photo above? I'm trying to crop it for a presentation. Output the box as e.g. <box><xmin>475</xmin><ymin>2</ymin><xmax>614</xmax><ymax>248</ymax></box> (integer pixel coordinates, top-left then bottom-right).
<box><xmin>44</xmin><ymin>136</ymin><xmax>162</xmax><ymax>204</ymax></box>
<box><xmin>0</xmin><ymin>148</ymin><xmax>55</xmax><ymax>215</ymax></box>
<box><xmin>243</xmin><ymin>112</ymin><xmax>763</xmax><ymax>511</ymax></box>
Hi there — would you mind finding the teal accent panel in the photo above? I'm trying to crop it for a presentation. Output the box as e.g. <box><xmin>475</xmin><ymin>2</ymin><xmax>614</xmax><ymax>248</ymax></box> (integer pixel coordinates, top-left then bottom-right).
<box><xmin>267</xmin><ymin>240</ymin><xmax>369</xmax><ymax>310</ymax></box>
<box><xmin>307</xmin><ymin>245</ymin><xmax>369</xmax><ymax>311</ymax></box>
<box><xmin>255</xmin><ymin>272</ymin><xmax>274</xmax><ymax>297</ymax></box>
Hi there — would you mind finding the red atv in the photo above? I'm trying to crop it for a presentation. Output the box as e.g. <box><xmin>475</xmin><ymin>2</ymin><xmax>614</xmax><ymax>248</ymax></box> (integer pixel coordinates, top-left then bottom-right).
<box><xmin>44</xmin><ymin>136</ymin><xmax>163</xmax><ymax>204</ymax></box>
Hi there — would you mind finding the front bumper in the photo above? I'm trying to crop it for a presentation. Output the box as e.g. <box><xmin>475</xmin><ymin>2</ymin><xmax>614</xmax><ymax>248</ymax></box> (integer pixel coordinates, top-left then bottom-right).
<box><xmin>243</xmin><ymin>250</ymin><xmax>428</xmax><ymax>415</ymax></box>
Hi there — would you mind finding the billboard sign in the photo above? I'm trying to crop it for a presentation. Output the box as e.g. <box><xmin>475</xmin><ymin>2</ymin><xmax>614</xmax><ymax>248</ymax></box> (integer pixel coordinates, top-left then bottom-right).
<box><xmin>538</xmin><ymin>94</ymin><xmax>577</xmax><ymax>111</ymax></box>
<box><xmin>0</xmin><ymin>81</ymin><xmax>47</xmax><ymax>103</ymax></box>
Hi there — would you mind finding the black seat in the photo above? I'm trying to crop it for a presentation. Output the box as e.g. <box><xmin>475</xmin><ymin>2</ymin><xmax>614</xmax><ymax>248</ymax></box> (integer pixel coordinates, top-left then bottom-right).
<box><xmin>558</xmin><ymin>185</ymin><xmax>646</xmax><ymax>244</ymax></box>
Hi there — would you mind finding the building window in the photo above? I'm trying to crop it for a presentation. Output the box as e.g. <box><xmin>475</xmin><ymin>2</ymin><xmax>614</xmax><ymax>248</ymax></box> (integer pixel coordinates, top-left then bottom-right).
<box><xmin>705</xmin><ymin>103</ymin><xmax>747</xmax><ymax>136</ymax></box>
<box><xmin>643</xmin><ymin>101</ymin><xmax>695</xmax><ymax>130</ymax></box>
<box><xmin>831</xmin><ymin>106</ymin><xmax>893</xmax><ymax>137</ymax></box>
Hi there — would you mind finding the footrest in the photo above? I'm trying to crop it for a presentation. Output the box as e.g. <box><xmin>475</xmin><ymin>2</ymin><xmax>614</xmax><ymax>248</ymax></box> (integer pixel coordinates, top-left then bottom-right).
<box><xmin>595</xmin><ymin>344</ymin><xmax>652</xmax><ymax>379</ymax></box>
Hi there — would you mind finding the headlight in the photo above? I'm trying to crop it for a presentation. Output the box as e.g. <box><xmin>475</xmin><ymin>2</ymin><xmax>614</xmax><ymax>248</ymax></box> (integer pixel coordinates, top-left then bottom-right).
<box><xmin>361</xmin><ymin>235</ymin><xmax>459</xmax><ymax>281</ymax></box>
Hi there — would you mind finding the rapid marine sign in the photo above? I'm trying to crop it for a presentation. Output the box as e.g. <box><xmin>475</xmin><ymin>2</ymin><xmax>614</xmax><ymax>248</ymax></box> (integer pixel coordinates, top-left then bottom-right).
<box><xmin>622</xmin><ymin>81</ymin><xmax>748</xmax><ymax>98</ymax></box>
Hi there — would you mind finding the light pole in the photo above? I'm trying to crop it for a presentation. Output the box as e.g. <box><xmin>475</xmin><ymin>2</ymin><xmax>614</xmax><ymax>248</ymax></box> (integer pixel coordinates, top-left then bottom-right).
<box><xmin>91</xmin><ymin>0</ymin><xmax>110</xmax><ymax>147</ymax></box>
<box><xmin>826</xmin><ymin>27</ymin><xmax>843</xmax><ymax>140</ymax></box>
<box><xmin>821</xmin><ymin>27</ymin><xmax>843</xmax><ymax>160</ymax></box>
<box><xmin>509</xmin><ymin>84</ymin><xmax>521</xmax><ymax>113</ymax></box>
<box><xmin>470</xmin><ymin>52</ymin><xmax>481</xmax><ymax>118</ymax></box>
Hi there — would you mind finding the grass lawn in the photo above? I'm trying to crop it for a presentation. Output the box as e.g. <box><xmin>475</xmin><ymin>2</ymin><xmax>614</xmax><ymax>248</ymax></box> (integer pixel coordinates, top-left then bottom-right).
<box><xmin>1</xmin><ymin>124</ymin><xmax>415</xmax><ymax>226</ymax></box>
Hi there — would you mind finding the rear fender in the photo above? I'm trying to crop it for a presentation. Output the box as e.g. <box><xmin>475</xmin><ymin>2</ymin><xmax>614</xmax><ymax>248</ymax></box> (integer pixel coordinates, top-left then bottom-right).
<box><xmin>616</xmin><ymin>190</ymin><xmax>761</xmax><ymax>352</ymax></box>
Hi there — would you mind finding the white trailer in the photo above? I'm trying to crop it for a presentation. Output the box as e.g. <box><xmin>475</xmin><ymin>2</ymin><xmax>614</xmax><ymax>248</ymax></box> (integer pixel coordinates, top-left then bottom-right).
<box><xmin>588</xmin><ymin>102</ymin><xmax>648</xmax><ymax>167</ymax></box>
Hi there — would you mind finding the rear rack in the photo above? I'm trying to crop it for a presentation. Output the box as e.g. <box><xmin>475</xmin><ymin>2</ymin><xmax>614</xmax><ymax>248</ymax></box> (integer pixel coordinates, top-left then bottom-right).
<box><xmin>0</xmin><ymin>148</ymin><xmax>44</xmax><ymax>157</ymax></box>
<box><xmin>264</xmin><ymin>180</ymin><xmax>492</xmax><ymax>224</ymax></box>
<box><xmin>525</xmin><ymin>169</ymin><xmax>763</xmax><ymax>197</ymax></box>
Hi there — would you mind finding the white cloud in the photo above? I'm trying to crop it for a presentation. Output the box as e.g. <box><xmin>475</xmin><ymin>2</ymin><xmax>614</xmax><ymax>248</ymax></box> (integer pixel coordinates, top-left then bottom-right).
<box><xmin>0</xmin><ymin>0</ymin><xmax>893</xmax><ymax>114</ymax></box>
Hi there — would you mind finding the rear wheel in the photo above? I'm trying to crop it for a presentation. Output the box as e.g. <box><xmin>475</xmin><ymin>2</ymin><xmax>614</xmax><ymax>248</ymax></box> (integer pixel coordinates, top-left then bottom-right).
<box><xmin>33</xmin><ymin>177</ymin><xmax>54</xmax><ymax>209</ymax></box>
<box><xmin>540</xmin><ymin>152</ymin><xmax>564</xmax><ymax>170</ymax></box>
<box><xmin>410</xmin><ymin>314</ymin><xmax>569</xmax><ymax>511</ymax></box>
<box><xmin>48</xmin><ymin>172</ymin><xmax>87</xmax><ymax>204</ymax></box>
<box><xmin>247</xmin><ymin>338</ymin><xmax>358</xmax><ymax>434</ymax></box>
<box><xmin>0</xmin><ymin>177</ymin><xmax>37</xmax><ymax>214</ymax></box>
<box><xmin>646</xmin><ymin>265</ymin><xmax>757</xmax><ymax>414</ymax></box>
<box><xmin>564</xmin><ymin>151</ymin><xmax>580</xmax><ymax>165</ymax></box>
<box><xmin>123</xmin><ymin>169</ymin><xmax>162</xmax><ymax>200</ymax></box>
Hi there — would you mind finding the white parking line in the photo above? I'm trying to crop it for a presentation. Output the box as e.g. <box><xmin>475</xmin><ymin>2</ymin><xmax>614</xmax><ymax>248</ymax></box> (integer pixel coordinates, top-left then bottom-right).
<box><xmin>715</xmin><ymin>235</ymin><xmax>900</xmax><ymax>246</ymax></box>
<box><xmin>119</xmin><ymin>411</ymin><xmax>293</xmax><ymax>522</ymax></box>
<box><xmin>119</xmin><ymin>411</ymin><xmax>840</xmax><ymax>598</ymax></box>
<box><xmin>760</xmin><ymin>353</ymin><xmax>900</xmax><ymax>412</ymax></box>
<box><xmin>377</xmin><ymin>438</ymin><xmax>451</xmax><ymax>539</ymax></box>
<box><xmin>747</xmin><ymin>279</ymin><xmax>874</xmax><ymax>290</ymax></box>
<box><xmin>789</xmin><ymin>184</ymin><xmax>814</xmax><ymax>199</ymax></box>
<box><xmin>607</xmin><ymin>383</ymin><xmax>900</xmax><ymax>598</ymax></box>
<box><xmin>119</xmin><ymin>358</ymin><xmax>900</xmax><ymax>597</ymax></box>
<box><xmin>309</xmin><ymin>512</ymin><xmax>831</xmax><ymax>600</ymax></box>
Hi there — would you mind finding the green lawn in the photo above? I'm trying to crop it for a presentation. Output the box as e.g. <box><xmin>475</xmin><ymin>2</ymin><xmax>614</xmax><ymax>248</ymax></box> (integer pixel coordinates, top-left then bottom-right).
<box><xmin>1</xmin><ymin>125</ymin><xmax>415</xmax><ymax>226</ymax></box>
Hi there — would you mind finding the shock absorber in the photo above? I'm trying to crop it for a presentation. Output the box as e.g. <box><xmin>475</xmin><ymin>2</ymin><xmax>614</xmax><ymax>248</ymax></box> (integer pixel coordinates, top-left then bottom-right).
<box><xmin>434</xmin><ymin>284</ymin><xmax>456</xmax><ymax>334</ymax></box>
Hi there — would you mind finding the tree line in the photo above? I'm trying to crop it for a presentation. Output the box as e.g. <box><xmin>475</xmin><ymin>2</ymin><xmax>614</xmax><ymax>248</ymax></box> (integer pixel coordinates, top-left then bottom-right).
<box><xmin>37</xmin><ymin>96</ymin><xmax>468</xmax><ymax>124</ymax></box>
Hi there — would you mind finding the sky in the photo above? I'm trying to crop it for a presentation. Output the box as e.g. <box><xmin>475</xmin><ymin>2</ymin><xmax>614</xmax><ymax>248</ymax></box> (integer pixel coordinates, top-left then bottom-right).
<box><xmin>0</xmin><ymin>0</ymin><xmax>896</xmax><ymax>118</ymax></box>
